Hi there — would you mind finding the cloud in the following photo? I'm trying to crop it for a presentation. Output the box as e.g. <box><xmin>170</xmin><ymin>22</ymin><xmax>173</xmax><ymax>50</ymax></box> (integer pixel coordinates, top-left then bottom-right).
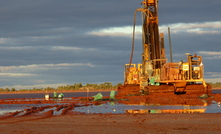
<box><xmin>87</xmin><ymin>26</ymin><xmax>136</xmax><ymax>37</ymax></box>
<box><xmin>197</xmin><ymin>51</ymin><xmax>221</xmax><ymax>59</ymax></box>
<box><xmin>52</xmin><ymin>46</ymin><xmax>96</xmax><ymax>51</ymax></box>
<box><xmin>0</xmin><ymin>37</ymin><xmax>18</xmax><ymax>45</ymax></box>
<box><xmin>160</xmin><ymin>21</ymin><xmax>221</xmax><ymax>34</ymax></box>
<box><xmin>0</xmin><ymin>63</ymin><xmax>95</xmax><ymax>72</ymax></box>
<box><xmin>205</xmin><ymin>72</ymin><xmax>221</xmax><ymax>83</ymax></box>
<box><xmin>0</xmin><ymin>83</ymin><xmax>68</xmax><ymax>89</ymax></box>
<box><xmin>206</xmin><ymin>72</ymin><xmax>221</xmax><ymax>77</ymax></box>
<box><xmin>0</xmin><ymin>46</ymin><xmax>37</xmax><ymax>50</ymax></box>
<box><xmin>198</xmin><ymin>51</ymin><xmax>221</xmax><ymax>56</ymax></box>
<box><xmin>0</xmin><ymin>73</ymin><xmax>36</xmax><ymax>77</ymax></box>
<box><xmin>87</xmin><ymin>21</ymin><xmax>221</xmax><ymax>38</ymax></box>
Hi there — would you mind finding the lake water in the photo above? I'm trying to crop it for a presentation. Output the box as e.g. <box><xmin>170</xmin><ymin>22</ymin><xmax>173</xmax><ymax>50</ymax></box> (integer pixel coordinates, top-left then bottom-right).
<box><xmin>0</xmin><ymin>91</ymin><xmax>110</xmax><ymax>99</ymax></box>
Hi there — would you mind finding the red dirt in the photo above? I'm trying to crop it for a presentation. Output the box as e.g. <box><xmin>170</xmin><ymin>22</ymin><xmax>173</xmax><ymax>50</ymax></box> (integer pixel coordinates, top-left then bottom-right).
<box><xmin>1</xmin><ymin>114</ymin><xmax>221</xmax><ymax>133</ymax></box>
<box><xmin>1</xmin><ymin>89</ymin><xmax>221</xmax><ymax>133</ymax></box>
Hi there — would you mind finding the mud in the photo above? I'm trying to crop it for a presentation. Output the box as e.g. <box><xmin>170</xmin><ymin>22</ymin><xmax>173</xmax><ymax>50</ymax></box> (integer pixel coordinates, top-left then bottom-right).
<box><xmin>0</xmin><ymin>91</ymin><xmax>221</xmax><ymax>133</ymax></box>
<box><xmin>119</xmin><ymin>93</ymin><xmax>221</xmax><ymax>105</ymax></box>
<box><xmin>0</xmin><ymin>92</ymin><xmax>221</xmax><ymax>117</ymax></box>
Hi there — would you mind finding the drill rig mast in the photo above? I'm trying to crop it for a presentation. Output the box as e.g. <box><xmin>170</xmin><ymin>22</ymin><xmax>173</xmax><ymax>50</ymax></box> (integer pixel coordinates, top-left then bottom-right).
<box><xmin>118</xmin><ymin>0</ymin><xmax>211</xmax><ymax>96</ymax></box>
<box><xmin>138</xmin><ymin>0</ymin><xmax>166</xmax><ymax>90</ymax></box>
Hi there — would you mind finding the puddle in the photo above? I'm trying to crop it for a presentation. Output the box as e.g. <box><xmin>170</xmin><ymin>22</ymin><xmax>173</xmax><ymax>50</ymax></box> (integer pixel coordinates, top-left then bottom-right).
<box><xmin>1</xmin><ymin>100</ymin><xmax>218</xmax><ymax>116</ymax></box>
<box><xmin>1</xmin><ymin>102</ymin><xmax>221</xmax><ymax>116</ymax></box>
<box><xmin>0</xmin><ymin>104</ymin><xmax>40</xmax><ymax>115</ymax></box>
<box><xmin>72</xmin><ymin>101</ymin><xmax>221</xmax><ymax>114</ymax></box>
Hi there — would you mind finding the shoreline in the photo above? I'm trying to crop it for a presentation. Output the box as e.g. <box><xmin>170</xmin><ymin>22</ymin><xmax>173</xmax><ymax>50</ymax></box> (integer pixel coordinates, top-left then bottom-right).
<box><xmin>0</xmin><ymin>89</ymin><xmax>116</xmax><ymax>94</ymax></box>
<box><xmin>0</xmin><ymin>88</ymin><xmax>220</xmax><ymax>94</ymax></box>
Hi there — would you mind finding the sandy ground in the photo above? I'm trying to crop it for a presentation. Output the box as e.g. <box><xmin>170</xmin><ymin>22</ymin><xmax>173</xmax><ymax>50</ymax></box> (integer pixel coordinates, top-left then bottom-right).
<box><xmin>0</xmin><ymin>114</ymin><xmax>221</xmax><ymax>134</ymax></box>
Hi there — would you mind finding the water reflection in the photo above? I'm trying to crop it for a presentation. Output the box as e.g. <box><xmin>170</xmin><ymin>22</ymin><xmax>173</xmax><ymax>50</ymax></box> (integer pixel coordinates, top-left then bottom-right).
<box><xmin>126</xmin><ymin>108</ymin><xmax>206</xmax><ymax>114</ymax></box>
<box><xmin>1</xmin><ymin>90</ymin><xmax>221</xmax><ymax>116</ymax></box>
<box><xmin>0</xmin><ymin>102</ymin><xmax>220</xmax><ymax>116</ymax></box>
<box><xmin>71</xmin><ymin>101</ymin><xmax>210</xmax><ymax>114</ymax></box>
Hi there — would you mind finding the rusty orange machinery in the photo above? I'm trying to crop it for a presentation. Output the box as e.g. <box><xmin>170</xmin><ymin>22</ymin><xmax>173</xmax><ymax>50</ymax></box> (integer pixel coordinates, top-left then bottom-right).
<box><xmin>118</xmin><ymin>0</ymin><xmax>211</xmax><ymax>96</ymax></box>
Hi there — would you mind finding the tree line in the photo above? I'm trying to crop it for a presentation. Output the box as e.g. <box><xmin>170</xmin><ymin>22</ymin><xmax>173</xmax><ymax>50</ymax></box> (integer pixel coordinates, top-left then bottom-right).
<box><xmin>0</xmin><ymin>82</ymin><xmax>221</xmax><ymax>93</ymax></box>
<box><xmin>0</xmin><ymin>82</ymin><xmax>123</xmax><ymax>93</ymax></box>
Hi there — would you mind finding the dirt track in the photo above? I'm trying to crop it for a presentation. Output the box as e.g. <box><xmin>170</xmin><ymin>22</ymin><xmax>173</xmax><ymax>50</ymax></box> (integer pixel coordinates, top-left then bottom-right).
<box><xmin>0</xmin><ymin>114</ymin><xmax>221</xmax><ymax>134</ymax></box>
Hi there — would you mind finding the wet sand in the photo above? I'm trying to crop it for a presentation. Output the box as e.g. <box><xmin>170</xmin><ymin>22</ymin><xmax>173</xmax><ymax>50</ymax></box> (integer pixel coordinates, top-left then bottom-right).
<box><xmin>1</xmin><ymin>114</ymin><xmax>221</xmax><ymax>134</ymax></box>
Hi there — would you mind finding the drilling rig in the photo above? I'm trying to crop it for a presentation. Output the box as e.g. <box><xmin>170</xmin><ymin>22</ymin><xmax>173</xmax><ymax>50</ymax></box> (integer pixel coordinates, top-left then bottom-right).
<box><xmin>117</xmin><ymin>0</ymin><xmax>211</xmax><ymax>96</ymax></box>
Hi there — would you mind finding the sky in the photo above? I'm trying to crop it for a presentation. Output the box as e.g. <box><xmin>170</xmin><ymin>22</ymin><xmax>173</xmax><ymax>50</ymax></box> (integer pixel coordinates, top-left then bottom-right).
<box><xmin>0</xmin><ymin>0</ymin><xmax>221</xmax><ymax>89</ymax></box>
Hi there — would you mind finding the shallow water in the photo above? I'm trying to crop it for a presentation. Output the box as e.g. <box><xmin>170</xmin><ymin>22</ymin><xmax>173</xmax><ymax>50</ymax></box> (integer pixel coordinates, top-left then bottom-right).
<box><xmin>0</xmin><ymin>91</ymin><xmax>109</xmax><ymax>99</ymax></box>
<box><xmin>0</xmin><ymin>90</ymin><xmax>221</xmax><ymax>115</ymax></box>
<box><xmin>212</xmin><ymin>89</ymin><xmax>221</xmax><ymax>94</ymax></box>
<box><xmin>73</xmin><ymin>101</ymin><xmax>221</xmax><ymax>114</ymax></box>
<box><xmin>1</xmin><ymin>101</ymin><xmax>221</xmax><ymax>115</ymax></box>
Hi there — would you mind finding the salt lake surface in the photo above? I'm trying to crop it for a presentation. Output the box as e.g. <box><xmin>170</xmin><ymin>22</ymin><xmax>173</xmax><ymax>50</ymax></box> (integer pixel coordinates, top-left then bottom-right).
<box><xmin>0</xmin><ymin>90</ymin><xmax>221</xmax><ymax>115</ymax></box>
<box><xmin>1</xmin><ymin>90</ymin><xmax>220</xmax><ymax>99</ymax></box>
